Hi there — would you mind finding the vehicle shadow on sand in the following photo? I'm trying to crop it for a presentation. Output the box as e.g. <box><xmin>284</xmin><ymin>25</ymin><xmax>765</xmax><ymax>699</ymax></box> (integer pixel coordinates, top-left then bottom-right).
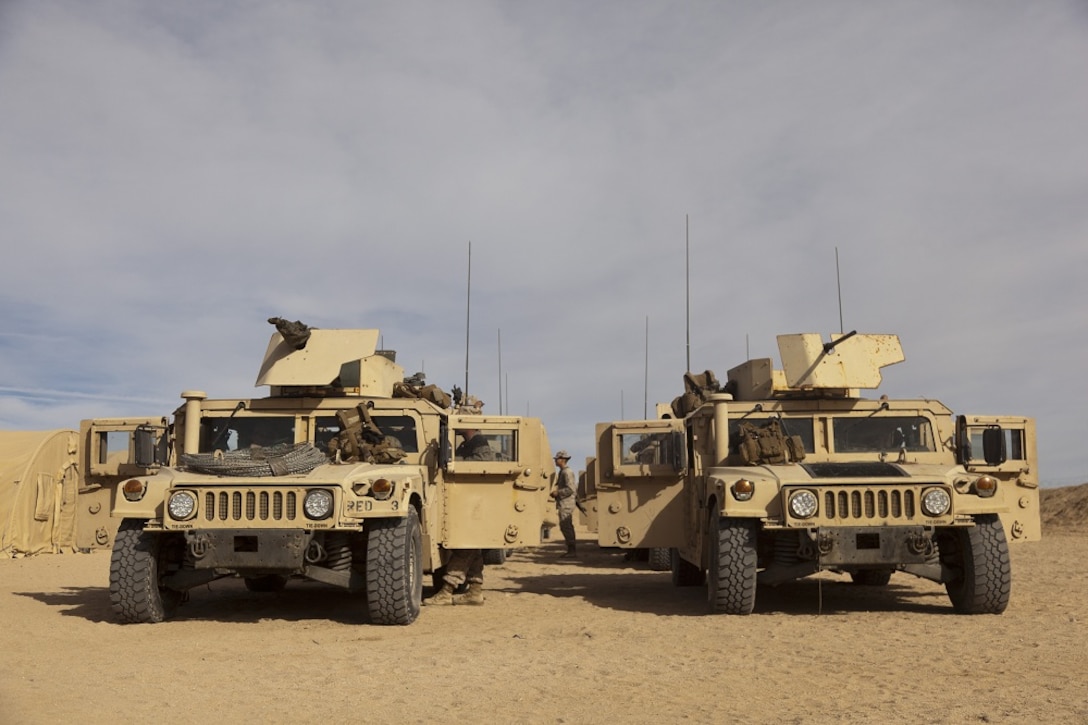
<box><xmin>495</xmin><ymin>543</ymin><xmax>954</xmax><ymax>617</ymax></box>
<box><xmin>15</xmin><ymin>579</ymin><xmax>377</xmax><ymax>625</ymax></box>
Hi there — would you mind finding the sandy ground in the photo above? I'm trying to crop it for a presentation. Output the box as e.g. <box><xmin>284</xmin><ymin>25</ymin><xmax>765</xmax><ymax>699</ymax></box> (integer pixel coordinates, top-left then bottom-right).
<box><xmin>2</xmin><ymin>507</ymin><xmax>1087</xmax><ymax>724</ymax></box>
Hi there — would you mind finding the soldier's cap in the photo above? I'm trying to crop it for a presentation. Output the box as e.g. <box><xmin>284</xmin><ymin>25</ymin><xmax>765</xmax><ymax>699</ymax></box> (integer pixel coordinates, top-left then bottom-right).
<box><xmin>554</xmin><ymin>450</ymin><xmax>571</xmax><ymax>460</ymax></box>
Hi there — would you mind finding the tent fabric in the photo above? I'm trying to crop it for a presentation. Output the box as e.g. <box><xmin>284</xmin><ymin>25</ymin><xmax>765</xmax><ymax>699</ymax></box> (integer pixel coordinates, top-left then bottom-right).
<box><xmin>0</xmin><ymin>430</ymin><xmax>80</xmax><ymax>557</ymax></box>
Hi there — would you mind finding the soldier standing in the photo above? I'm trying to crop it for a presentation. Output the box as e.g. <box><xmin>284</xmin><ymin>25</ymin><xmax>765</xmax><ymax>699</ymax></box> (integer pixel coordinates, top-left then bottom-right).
<box><xmin>424</xmin><ymin>429</ymin><xmax>495</xmax><ymax>606</ymax></box>
<box><xmin>551</xmin><ymin>450</ymin><xmax>577</xmax><ymax>557</ymax></box>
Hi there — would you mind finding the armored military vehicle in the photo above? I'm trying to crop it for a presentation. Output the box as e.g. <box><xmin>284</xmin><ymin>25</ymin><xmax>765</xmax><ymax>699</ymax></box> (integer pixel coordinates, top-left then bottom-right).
<box><xmin>590</xmin><ymin>332</ymin><xmax>1040</xmax><ymax>614</ymax></box>
<box><xmin>101</xmin><ymin>322</ymin><xmax>554</xmax><ymax>625</ymax></box>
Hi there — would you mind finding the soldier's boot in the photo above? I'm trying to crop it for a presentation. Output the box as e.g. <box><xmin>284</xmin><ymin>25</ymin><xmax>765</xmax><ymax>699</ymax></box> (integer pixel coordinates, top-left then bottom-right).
<box><xmin>560</xmin><ymin>543</ymin><xmax>577</xmax><ymax>558</ymax></box>
<box><xmin>452</xmin><ymin>582</ymin><xmax>485</xmax><ymax>606</ymax></box>
<box><xmin>423</xmin><ymin>583</ymin><xmax>455</xmax><ymax>606</ymax></box>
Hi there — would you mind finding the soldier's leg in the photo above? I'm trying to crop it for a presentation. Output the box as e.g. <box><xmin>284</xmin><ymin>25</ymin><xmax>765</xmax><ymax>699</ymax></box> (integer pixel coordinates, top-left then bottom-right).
<box><xmin>452</xmin><ymin>550</ymin><xmax>485</xmax><ymax>605</ymax></box>
<box><xmin>442</xmin><ymin>549</ymin><xmax>473</xmax><ymax>587</ymax></box>
<box><xmin>558</xmin><ymin>506</ymin><xmax>577</xmax><ymax>556</ymax></box>
<box><xmin>425</xmin><ymin>549</ymin><xmax>471</xmax><ymax>605</ymax></box>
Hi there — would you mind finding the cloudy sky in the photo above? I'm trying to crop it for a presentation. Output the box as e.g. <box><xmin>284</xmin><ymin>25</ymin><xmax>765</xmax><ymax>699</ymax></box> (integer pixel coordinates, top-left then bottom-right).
<box><xmin>1</xmin><ymin>1</ymin><xmax>1086</xmax><ymax>486</ymax></box>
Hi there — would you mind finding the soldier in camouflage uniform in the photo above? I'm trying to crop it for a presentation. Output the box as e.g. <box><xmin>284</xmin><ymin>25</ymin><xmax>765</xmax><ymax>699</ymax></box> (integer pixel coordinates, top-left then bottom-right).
<box><xmin>551</xmin><ymin>450</ymin><xmax>577</xmax><ymax>557</ymax></box>
<box><xmin>423</xmin><ymin>429</ymin><xmax>495</xmax><ymax>606</ymax></box>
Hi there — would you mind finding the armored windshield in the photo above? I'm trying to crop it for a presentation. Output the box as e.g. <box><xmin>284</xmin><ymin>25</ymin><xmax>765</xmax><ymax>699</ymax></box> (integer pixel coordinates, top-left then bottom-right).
<box><xmin>729</xmin><ymin>417</ymin><xmax>815</xmax><ymax>455</ymax></box>
<box><xmin>832</xmin><ymin>416</ymin><xmax>936</xmax><ymax>453</ymax></box>
<box><xmin>200</xmin><ymin>417</ymin><xmax>295</xmax><ymax>452</ymax></box>
<box><xmin>315</xmin><ymin>414</ymin><xmax>420</xmax><ymax>454</ymax></box>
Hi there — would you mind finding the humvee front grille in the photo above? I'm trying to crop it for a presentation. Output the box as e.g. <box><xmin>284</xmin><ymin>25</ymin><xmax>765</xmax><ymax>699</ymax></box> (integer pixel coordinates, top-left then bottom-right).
<box><xmin>783</xmin><ymin>485</ymin><xmax>949</xmax><ymax>526</ymax></box>
<box><xmin>823</xmin><ymin>487</ymin><xmax>915</xmax><ymax>521</ymax></box>
<box><xmin>201</xmin><ymin>489</ymin><xmax>300</xmax><ymax>522</ymax></box>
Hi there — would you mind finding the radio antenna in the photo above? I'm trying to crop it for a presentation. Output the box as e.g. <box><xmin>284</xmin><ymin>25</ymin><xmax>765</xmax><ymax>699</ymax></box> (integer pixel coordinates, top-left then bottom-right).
<box><xmin>835</xmin><ymin>246</ymin><xmax>844</xmax><ymax>334</ymax></box>
<box><xmin>497</xmin><ymin>328</ymin><xmax>503</xmax><ymax>415</ymax></box>
<box><xmin>644</xmin><ymin>315</ymin><xmax>650</xmax><ymax>419</ymax></box>
<box><xmin>464</xmin><ymin>241</ymin><xmax>472</xmax><ymax>397</ymax></box>
<box><xmin>685</xmin><ymin>214</ymin><xmax>691</xmax><ymax>373</ymax></box>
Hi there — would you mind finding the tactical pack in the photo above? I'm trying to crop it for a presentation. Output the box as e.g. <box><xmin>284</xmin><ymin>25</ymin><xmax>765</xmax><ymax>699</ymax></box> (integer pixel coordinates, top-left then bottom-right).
<box><xmin>735</xmin><ymin>418</ymin><xmax>806</xmax><ymax>465</ymax></box>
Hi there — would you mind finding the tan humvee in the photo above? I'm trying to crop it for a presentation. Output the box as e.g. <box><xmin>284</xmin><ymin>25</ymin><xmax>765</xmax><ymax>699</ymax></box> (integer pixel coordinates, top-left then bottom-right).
<box><xmin>591</xmin><ymin>332</ymin><xmax>1040</xmax><ymax>614</ymax></box>
<box><xmin>99</xmin><ymin>325</ymin><xmax>554</xmax><ymax>625</ymax></box>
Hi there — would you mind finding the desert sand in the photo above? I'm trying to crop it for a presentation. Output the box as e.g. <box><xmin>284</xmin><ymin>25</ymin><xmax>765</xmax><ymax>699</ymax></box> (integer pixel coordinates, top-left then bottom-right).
<box><xmin>2</xmin><ymin>486</ymin><xmax>1086</xmax><ymax>725</ymax></box>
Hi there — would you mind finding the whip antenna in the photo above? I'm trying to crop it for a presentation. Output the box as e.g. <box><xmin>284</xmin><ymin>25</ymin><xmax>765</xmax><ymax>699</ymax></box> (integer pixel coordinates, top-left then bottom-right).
<box><xmin>836</xmin><ymin>246</ymin><xmax>844</xmax><ymax>334</ymax></box>
<box><xmin>464</xmin><ymin>241</ymin><xmax>472</xmax><ymax>398</ymax></box>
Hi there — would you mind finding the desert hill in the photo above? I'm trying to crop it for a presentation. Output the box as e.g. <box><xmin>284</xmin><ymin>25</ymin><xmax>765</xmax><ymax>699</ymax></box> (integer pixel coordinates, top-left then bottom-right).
<box><xmin>1041</xmin><ymin>482</ymin><xmax>1088</xmax><ymax>531</ymax></box>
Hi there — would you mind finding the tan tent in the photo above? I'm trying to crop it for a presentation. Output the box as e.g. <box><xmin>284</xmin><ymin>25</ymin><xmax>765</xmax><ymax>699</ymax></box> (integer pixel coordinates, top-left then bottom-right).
<box><xmin>1</xmin><ymin>430</ymin><xmax>81</xmax><ymax>557</ymax></box>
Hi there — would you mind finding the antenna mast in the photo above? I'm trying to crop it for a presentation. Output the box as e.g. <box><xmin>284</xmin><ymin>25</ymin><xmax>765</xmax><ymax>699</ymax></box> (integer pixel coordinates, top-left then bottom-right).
<box><xmin>685</xmin><ymin>214</ymin><xmax>691</xmax><ymax>373</ymax></box>
<box><xmin>835</xmin><ymin>246</ymin><xmax>844</xmax><ymax>334</ymax></box>
<box><xmin>644</xmin><ymin>315</ymin><xmax>649</xmax><ymax>419</ymax></box>
<box><xmin>464</xmin><ymin>241</ymin><xmax>472</xmax><ymax>397</ymax></box>
<box><xmin>497</xmin><ymin>328</ymin><xmax>503</xmax><ymax>415</ymax></box>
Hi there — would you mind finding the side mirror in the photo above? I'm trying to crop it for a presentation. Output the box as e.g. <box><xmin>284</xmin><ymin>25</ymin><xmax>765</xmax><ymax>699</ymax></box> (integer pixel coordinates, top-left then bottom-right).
<box><xmin>438</xmin><ymin>422</ymin><xmax>452</xmax><ymax>470</ymax></box>
<box><xmin>982</xmin><ymin>427</ymin><xmax>1007</xmax><ymax>466</ymax></box>
<box><xmin>670</xmin><ymin>430</ymin><xmax>688</xmax><ymax>472</ymax></box>
<box><xmin>134</xmin><ymin>425</ymin><xmax>158</xmax><ymax>467</ymax></box>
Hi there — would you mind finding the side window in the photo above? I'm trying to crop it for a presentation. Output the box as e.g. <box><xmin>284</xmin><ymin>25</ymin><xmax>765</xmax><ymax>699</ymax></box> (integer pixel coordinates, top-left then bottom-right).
<box><xmin>619</xmin><ymin>433</ymin><xmax>672</xmax><ymax>465</ymax></box>
<box><xmin>454</xmin><ymin>429</ymin><xmax>514</xmax><ymax>461</ymax></box>
<box><xmin>97</xmin><ymin>431</ymin><xmax>131</xmax><ymax>465</ymax></box>
<box><xmin>970</xmin><ymin>428</ymin><xmax>1025</xmax><ymax>461</ymax></box>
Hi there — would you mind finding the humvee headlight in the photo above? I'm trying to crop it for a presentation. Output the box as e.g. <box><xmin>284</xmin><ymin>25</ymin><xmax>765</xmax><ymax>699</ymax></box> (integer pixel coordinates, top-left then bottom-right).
<box><xmin>304</xmin><ymin>489</ymin><xmax>334</xmax><ymax>520</ymax></box>
<box><xmin>370</xmin><ymin>478</ymin><xmax>394</xmax><ymax>500</ymax></box>
<box><xmin>167</xmin><ymin>491</ymin><xmax>197</xmax><ymax>521</ymax></box>
<box><xmin>974</xmin><ymin>475</ymin><xmax>998</xmax><ymax>498</ymax></box>
<box><xmin>921</xmin><ymin>487</ymin><xmax>952</xmax><ymax>517</ymax></box>
<box><xmin>788</xmin><ymin>489</ymin><xmax>819</xmax><ymax>519</ymax></box>
<box><xmin>731</xmin><ymin>478</ymin><xmax>755</xmax><ymax>502</ymax></box>
<box><xmin>121</xmin><ymin>479</ymin><xmax>147</xmax><ymax>502</ymax></box>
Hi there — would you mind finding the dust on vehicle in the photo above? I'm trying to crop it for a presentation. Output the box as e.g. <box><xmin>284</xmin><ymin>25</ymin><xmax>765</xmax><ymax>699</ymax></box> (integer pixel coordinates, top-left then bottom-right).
<box><xmin>589</xmin><ymin>332</ymin><xmax>1039</xmax><ymax>614</ymax></box>
<box><xmin>100</xmin><ymin>320</ymin><xmax>554</xmax><ymax>625</ymax></box>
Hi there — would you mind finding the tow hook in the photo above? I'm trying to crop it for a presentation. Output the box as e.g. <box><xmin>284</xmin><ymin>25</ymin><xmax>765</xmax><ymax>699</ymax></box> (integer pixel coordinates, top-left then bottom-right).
<box><xmin>907</xmin><ymin>532</ymin><xmax>933</xmax><ymax>556</ymax></box>
<box><xmin>185</xmin><ymin>530</ymin><xmax>209</xmax><ymax>560</ymax></box>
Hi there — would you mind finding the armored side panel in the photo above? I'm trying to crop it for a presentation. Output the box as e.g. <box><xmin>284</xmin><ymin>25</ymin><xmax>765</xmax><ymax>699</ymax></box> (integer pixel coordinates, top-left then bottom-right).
<box><xmin>255</xmin><ymin>329</ymin><xmax>404</xmax><ymax>396</ymax></box>
<box><xmin>777</xmin><ymin>333</ymin><xmax>904</xmax><ymax>390</ymax></box>
<box><xmin>78</xmin><ymin>417</ymin><xmax>167</xmax><ymax>550</ymax></box>
<box><xmin>593</xmin><ymin>419</ymin><xmax>686</xmax><ymax>549</ymax></box>
<box><xmin>577</xmin><ymin>457</ymin><xmax>599</xmax><ymax>534</ymax></box>
<box><xmin>441</xmin><ymin>414</ymin><xmax>554</xmax><ymax>549</ymax></box>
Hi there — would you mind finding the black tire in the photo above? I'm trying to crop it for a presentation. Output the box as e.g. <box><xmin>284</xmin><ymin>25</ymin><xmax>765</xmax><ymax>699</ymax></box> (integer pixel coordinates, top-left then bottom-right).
<box><xmin>108</xmin><ymin>519</ymin><xmax>184</xmax><ymax>623</ymax></box>
<box><xmin>850</xmin><ymin>568</ymin><xmax>894</xmax><ymax>586</ymax></box>
<box><xmin>366</xmin><ymin>507</ymin><xmax>423</xmax><ymax>625</ymax></box>
<box><xmin>942</xmin><ymin>514</ymin><xmax>1011</xmax><ymax>614</ymax></box>
<box><xmin>707</xmin><ymin>514</ymin><xmax>758</xmax><ymax>615</ymax></box>
<box><xmin>482</xmin><ymin>548</ymin><xmax>508</xmax><ymax>566</ymax></box>
<box><xmin>647</xmin><ymin>547</ymin><xmax>671</xmax><ymax>571</ymax></box>
<box><xmin>670</xmin><ymin>547</ymin><xmax>705</xmax><ymax>587</ymax></box>
<box><xmin>244</xmin><ymin>575</ymin><xmax>288</xmax><ymax>593</ymax></box>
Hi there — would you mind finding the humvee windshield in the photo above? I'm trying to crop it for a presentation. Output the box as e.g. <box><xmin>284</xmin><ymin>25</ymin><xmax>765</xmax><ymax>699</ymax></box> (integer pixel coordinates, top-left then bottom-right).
<box><xmin>832</xmin><ymin>416</ymin><xmax>935</xmax><ymax>453</ymax></box>
<box><xmin>315</xmin><ymin>414</ymin><xmax>420</xmax><ymax>454</ymax></box>
<box><xmin>200</xmin><ymin>417</ymin><xmax>295</xmax><ymax>452</ymax></box>
<box><xmin>729</xmin><ymin>417</ymin><xmax>815</xmax><ymax>455</ymax></box>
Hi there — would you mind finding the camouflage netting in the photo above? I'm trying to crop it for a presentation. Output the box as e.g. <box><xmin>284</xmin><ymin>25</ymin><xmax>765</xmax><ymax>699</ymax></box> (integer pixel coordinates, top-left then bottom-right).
<box><xmin>181</xmin><ymin>443</ymin><xmax>328</xmax><ymax>477</ymax></box>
